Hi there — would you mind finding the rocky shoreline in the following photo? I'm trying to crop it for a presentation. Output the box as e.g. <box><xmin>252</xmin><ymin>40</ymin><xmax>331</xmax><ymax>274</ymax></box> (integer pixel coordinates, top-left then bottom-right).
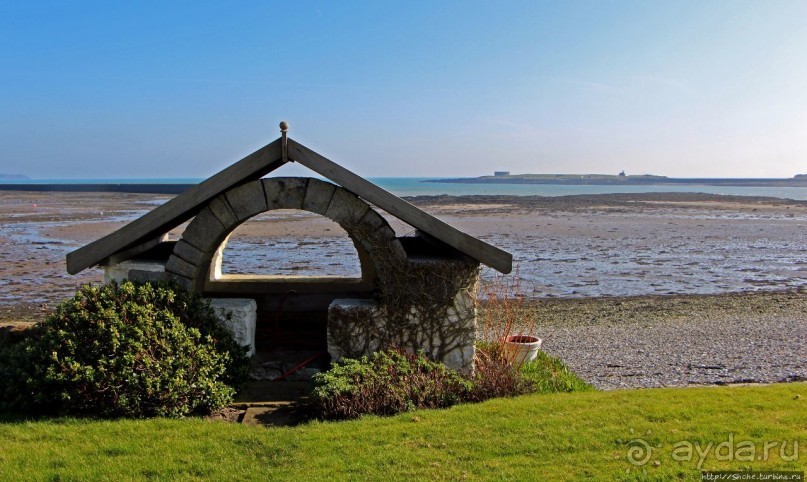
<box><xmin>5</xmin><ymin>289</ymin><xmax>805</xmax><ymax>390</ymax></box>
<box><xmin>525</xmin><ymin>289</ymin><xmax>807</xmax><ymax>389</ymax></box>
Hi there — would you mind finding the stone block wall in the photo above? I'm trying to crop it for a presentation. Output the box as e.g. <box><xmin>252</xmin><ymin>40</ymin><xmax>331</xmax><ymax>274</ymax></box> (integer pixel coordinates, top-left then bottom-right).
<box><xmin>103</xmin><ymin>260</ymin><xmax>167</xmax><ymax>284</ymax></box>
<box><xmin>165</xmin><ymin>177</ymin><xmax>405</xmax><ymax>291</ymax></box>
<box><xmin>103</xmin><ymin>260</ymin><xmax>258</xmax><ymax>357</ymax></box>
<box><xmin>102</xmin><ymin>177</ymin><xmax>483</xmax><ymax>373</ymax></box>
<box><xmin>210</xmin><ymin>298</ymin><xmax>257</xmax><ymax>357</ymax></box>
<box><xmin>327</xmin><ymin>257</ymin><xmax>479</xmax><ymax>372</ymax></box>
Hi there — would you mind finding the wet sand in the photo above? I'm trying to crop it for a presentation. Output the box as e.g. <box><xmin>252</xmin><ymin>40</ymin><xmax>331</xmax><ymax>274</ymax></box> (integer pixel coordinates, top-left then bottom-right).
<box><xmin>1</xmin><ymin>190</ymin><xmax>805</xmax><ymax>389</ymax></box>
<box><xmin>2</xmin><ymin>190</ymin><xmax>806</xmax><ymax>305</ymax></box>
<box><xmin>410</xmin><ymin>193</ymin><xmax>807</xmax><ymax>297</ymax></box>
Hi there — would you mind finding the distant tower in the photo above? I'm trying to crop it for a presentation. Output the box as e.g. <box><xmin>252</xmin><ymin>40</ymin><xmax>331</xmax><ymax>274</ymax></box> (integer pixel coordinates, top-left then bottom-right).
<box><xmin>618</xmin><ymin>170</ymin><xmax>626</xmax><ymax>177</ymax></box>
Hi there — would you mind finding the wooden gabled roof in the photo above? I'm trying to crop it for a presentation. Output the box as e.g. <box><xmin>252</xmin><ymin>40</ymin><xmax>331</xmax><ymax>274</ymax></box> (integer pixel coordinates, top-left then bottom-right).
<box><xmin>66</xmin><ymin>132</ymin><xmax>512</xmax><ymax>275</ymax></box>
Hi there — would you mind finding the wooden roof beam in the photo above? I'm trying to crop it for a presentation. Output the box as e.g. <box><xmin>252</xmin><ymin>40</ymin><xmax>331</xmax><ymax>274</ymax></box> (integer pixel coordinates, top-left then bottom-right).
<box><xmin>288</xmin><ymin>139</ymin><xmax>513</xmax><ymax>274</ymax></box>
<box><xmin>66</xmin><ymin>139</ymin><xmax>285</xmax><ymax>274</ymax></box>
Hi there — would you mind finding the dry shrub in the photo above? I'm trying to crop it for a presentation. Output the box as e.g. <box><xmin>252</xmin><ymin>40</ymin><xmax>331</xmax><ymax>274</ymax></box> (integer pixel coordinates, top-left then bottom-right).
<box><xmin>471</xmin><ymin>268</ymin><xmax>541</xmax><ymax>398</ymax></box>
<box><xmin>476</xmin><ymin>267</ymin><xmax>539</xmax><ymax>351</ymax></box>
<box><xmin>468</xmin><ymin>341</ymin><xmax>533</xmax><ymax>401</ymax></box>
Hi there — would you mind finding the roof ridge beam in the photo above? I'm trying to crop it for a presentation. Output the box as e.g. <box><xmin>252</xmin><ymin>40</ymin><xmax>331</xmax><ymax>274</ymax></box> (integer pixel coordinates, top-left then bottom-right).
<box><xmin>287</xmin><ymin>139</ymin><xmax>512</xmax><ymax>274</ymax></box>
<box><xmin>66</xmin><ymin>138</ymin><xmax>284</xmax><ymax>274</ymax></box>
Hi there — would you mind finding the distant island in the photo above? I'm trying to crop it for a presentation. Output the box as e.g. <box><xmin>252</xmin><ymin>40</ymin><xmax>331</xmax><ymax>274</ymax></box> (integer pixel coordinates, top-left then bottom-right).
<box><xmin>0</xmin><ymin>174</ymin><xmax>29</xmax><ymax>180</ymax></box>
<box><xmin>425</xmin><ymin>172</ymin><xmax>807</xmax><ymax>187</ymax></box>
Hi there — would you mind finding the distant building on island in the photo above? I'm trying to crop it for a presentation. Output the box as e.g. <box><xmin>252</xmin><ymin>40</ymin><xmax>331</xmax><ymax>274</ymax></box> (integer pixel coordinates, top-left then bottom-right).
<box><xmin>618</xmin><ymin>170</ymin><xmax>626</xmax><ymax>177</ymax></box>
<box><xmin>494</xmin><ymin>171</ymin><xmax>510</xmax><ymax>177</ymax></box>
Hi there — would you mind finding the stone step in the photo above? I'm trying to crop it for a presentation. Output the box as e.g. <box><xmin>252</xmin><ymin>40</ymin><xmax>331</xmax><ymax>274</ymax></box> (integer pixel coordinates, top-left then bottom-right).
<box><xmin>233</xmin><ymin>380</ymin><xmax>313</xmax><ymax>407</ymax></box>
<box><xmin>241</xmin><ymin>404</ymin><xmax>309</xmax><ymax>427</ymax></box>
<box><xmin>231</xmin><ymin>381</ymin><xmax>315</xmax><ymax>426</ymax></box>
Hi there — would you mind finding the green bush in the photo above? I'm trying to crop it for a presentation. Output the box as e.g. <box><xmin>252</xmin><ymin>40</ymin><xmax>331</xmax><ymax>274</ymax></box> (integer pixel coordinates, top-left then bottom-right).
<box><xmin>310</xmin><ymin>345</ymin><xmax>594</xmax><ymax>421</ymax></box>
<box><xmin>146</xmin><ymin>281</ymin><xmax>250</xmax><ymax>387</ymax></box>
<box><xmin>519</xmin><ymin>351</ymin><xmax>595</xmax><ymax>393</ymax></box>
<box><xmin>0</xmin><ymin>280</ymin><xmax>249</xmax><ymax>418</ymax></box>
<box><xmin>311</xmin><ymin>349</ymin><xmax>472</xmax><ymax>420</ymax></box>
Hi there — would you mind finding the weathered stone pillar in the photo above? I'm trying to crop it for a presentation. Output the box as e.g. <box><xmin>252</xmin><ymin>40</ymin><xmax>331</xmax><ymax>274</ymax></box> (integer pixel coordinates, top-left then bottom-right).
<box><xmin>210</xmin><ymin>298</ymin><xmax>257</xmax><ymax>357</ymax></box>
<box><xmin>103</xmin><ymin>260</ymin><xmax>166</xmax><ymax>284</ymax></box>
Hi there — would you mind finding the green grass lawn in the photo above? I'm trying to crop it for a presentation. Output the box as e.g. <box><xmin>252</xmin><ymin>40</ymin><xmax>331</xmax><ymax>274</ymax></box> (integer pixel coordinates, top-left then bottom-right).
<box><xmin>1</xmin><ymin>383</ymin><xmax>804</xmax><ymax>481</ymax></box>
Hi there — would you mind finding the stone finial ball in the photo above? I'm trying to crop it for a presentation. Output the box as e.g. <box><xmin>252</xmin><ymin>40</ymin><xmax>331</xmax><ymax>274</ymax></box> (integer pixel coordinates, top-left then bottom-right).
<box><xmin>279</xmin><ymin>121</ymin><xmax>289</xmax><ymax>132</ymax></box>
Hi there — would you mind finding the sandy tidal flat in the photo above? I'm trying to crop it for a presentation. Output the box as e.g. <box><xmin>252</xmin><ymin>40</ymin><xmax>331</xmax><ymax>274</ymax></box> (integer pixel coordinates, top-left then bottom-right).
<box><xmin>1</xmin><ymin>190</ymin><xmax>805</xmax><ymax>389</ymax></box>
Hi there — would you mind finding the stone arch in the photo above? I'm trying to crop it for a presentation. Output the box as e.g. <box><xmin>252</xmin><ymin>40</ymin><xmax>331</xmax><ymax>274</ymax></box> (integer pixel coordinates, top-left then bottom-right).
<box><xmin>165</xmin><ymin>177</ymin><xmax>406</xmax><ymax>292</ymax></box>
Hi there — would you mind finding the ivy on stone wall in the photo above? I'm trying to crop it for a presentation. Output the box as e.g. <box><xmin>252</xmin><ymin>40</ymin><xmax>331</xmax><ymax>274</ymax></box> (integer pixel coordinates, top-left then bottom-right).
<box><xmin>330</xmin><ymin>222</ymin><xmax>480</xmax><ymax>366</ymax></box>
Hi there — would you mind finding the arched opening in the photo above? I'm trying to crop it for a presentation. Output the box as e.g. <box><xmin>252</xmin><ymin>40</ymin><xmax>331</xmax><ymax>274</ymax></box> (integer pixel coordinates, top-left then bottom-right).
<box><xmin>167</xmin><ymin>178</ymin><xmax>407</xmax><ymax>378</ymax></box>
<box><xmin>202</xmin><ymin>209</ymin><xmax>379</xmax><ymax>367</ymax></box>
<box><xmin>214</xmin><ymin>209</ymin><xmax>364</xmax><ymax>279</ymax></box>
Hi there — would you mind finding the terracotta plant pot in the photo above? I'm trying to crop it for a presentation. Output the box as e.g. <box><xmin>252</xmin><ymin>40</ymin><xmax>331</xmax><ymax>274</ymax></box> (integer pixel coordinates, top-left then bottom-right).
<box><xmin>502</xmin><ymin>335</ymin><xmax>542</xmax><ymax>365</ymax></box>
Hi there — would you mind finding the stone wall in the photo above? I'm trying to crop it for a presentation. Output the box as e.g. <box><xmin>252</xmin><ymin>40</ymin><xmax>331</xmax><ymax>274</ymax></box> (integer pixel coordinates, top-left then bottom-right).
<box><xmin>210</xmin><ymin>298</ymin><xmax>257</xmax><ymax>357</ymax></box>
<box><xmin>103</xmin><ymin>177</ymin><xmax>482</xmax><ymax>372</ymax></box>
<box><xmin>103</xmin><ymin>260</ymin><xmax>166</xmax><ymax>284</ymax></box>
<box><xmin>327</xmin><ymin>257</ymin><xmax>479</xmax><ymax>372</ymax></box>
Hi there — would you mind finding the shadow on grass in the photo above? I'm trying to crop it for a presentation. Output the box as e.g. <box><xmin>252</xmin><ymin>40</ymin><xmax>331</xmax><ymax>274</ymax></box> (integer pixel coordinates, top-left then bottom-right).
<box><xmin>0</xmin><ymin>411</ymin><xmax>90</xmax><ymax>425</ymax></box>
<box><xmin>249</xmin><ymin>403</ymin><xmax>317</xmax><ymax>427</ymax></box>
<box><xmin>0</xmin><ymin>322</ymin><xmax>39</xmax><ymax>347</ymax></box>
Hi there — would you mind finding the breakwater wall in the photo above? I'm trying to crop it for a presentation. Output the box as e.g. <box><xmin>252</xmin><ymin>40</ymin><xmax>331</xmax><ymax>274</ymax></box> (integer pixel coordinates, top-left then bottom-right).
<box><xmin>0</xmin><ymin>184</ymin><xmax>193</xmax><ymax>194</ymax></box>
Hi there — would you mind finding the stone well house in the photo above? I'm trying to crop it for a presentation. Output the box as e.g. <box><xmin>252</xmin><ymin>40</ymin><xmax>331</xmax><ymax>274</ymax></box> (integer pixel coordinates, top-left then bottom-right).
<box><xmin>66</xmin><ymin>124</ymin><xmax>512</xmax><ymax>373</ymax></box>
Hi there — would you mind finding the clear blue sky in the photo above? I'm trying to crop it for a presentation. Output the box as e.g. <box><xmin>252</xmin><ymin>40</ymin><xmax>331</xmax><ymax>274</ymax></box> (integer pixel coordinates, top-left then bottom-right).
<box><xmin>1</xmin><ymin>1</ymin><xmax>805</xmax><ymax>179</ymax></box>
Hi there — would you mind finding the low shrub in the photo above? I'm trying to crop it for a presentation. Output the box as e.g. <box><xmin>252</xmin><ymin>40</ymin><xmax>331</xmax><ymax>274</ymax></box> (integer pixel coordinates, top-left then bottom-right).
<box><xmin>310</xmin><ymin>345</ymin><xmax>594</xmax><ymax>420</ymax></box>
<box><xmin>0</xmin><ymin>322</ymin><xmax>38</xmax><ymax>348</ymax></box>
<box><xmin>519</xmin><ymin>351</ymin><xmax>595</xmax><ymax>393</ymax></box>
<box><xmin>0</xmin><ymin>280</ymin><xmax>249</xmax><ymax>418</ymax></box>
<box><xmin>311</xmin><ymin>349</ymin><xmax>472</xmax><ymax>420</ymax></box>
<box><xmin>468</xmin><ymin>341</ymin><xmax>534</xmax><ymax>402</ymax></box>
<box><xmin>150</xmin><ymin>282</ymin><xmax>250</xmax><ymax>387</ymax></box>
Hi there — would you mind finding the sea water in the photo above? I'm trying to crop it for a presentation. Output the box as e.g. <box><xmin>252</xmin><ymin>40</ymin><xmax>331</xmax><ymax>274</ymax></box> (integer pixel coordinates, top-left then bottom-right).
<box><xmin>5</xmin><ymin>177</ymin><xmax>807</xmax><ymax>200</ymax></box>
<box><xmin>376</xmin><ymin>178</ymin><xmax>807</xmax><ymax>200</ymax></box>
<box><xmin>4</xmin><ymin>178</ymin><xmax>806</xmax><ymax>299</ymax></box>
